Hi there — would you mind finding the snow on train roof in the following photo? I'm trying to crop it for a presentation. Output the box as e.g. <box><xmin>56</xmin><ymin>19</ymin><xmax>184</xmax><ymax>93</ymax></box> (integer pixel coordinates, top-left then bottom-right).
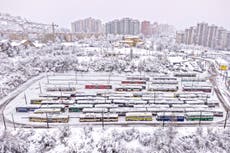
<box><xmin>80</xmin><ymin>113</ymin><xmax>118</xmax><ymax>118</ymax></box>
<box><xmin>175</xmin><ymin>92</ymin><xmax>210</xmax><ymax>98</ymax></box>
<box><xmin>41</xmin><ymin>100</ymin><xmax>75</xmax><ymax>104</ymax></box>
<box><xmin>181</xmin><ymin>77</ymin><xmax>206</xmax><ymax>81</ymax></box>
<box><xmin>40</xmin><ymin>104</ymin><xmax>65</xmax><ymax>108</ymax></box>
<box><xmin>185</xmin><ymin>112</ymin><xmax>214</xmax><ymax>116</ymax></box>
<box><xmin>152</xmin><ymin>77</ymin><xmax>177</xmax><ymax>80</ymax></box>
<box><xmin>113</xmin><ymin>99</ymin><xmax>147</xmax><ymax>104</ymax></box>
<box><xmin>16</xmin><ymin>104</ymin><xmax>41</xmax><ymax>108</ymax></box>
<box><xmin>77</xmin><ymin>100</ymin><xmax>112</xmax><ymax>104</ymax></box>
<box><xmin>156</xmin><ymin>112</ymin><xmax>185</xmax><ymax>116</ymax></box>
<box><xmin>69</xmin><ymin>104</ymin><xmax>93</xmax><ymax>108</ymax></box>
<box><xmin>94</xmin><ymin>104</ymin><xmax>119</xmax><ymax>108</ymax></box>
<box><xmin>82</xmin><ymin>108</ymin><xmax>108</xmax><ymax>112</ymax></box>
<box><xmin>116</xmin><ymin>85</ymin><xmax>143</xmax><ymax>88</ymax></box>
<box><xmin>133</xmin><ymin>104</ymin><xmax>169</xmax><ymax>108</ymax></box>
<box><xmin>172</xmin><ymin>104</ymin><xmax>208</xmax><ymax>108</ymax></box>
<box><xmin>34</xmin><ymin>108</ymin><xmax>61</xmax><ymax>112</ymax></box>
<box><xmin>151</xmin><ymin>80</ymin><xmax>178</xmax><ymax>84</ymax></box>
<box><xmin>29</xmin><ymin>114</ymin><xmax>69</xmax><ymax>118</ymax></box>
<box><xmin>126</xmin><ymin>112</ymin><xmax>152</xmax><ymax>116</ymax></box>
<box><xmin>39</xmin><ymin>93</ymin><xmax>72</xmax><ymax>97</ymax></box>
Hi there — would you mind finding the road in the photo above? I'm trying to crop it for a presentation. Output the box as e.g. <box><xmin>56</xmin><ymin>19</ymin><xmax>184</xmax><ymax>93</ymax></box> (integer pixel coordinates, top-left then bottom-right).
<box><xmin>0</xmin><ymin>74</ymin><xmax>47</xmax><ymax>129</ymax></box>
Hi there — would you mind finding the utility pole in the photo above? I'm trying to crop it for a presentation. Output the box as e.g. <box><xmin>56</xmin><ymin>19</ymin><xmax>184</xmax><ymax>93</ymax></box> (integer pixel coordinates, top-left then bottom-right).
<box><xmin>46</xmin><ymin>113</ymin><xmax>49</xmax><ymax>128</ymax></box>
<box><xmin>102</xmin><ymin>109</ymin><xmax>104</xmax><ymax>130</ymax></box>
<box><xmin>2</xmin><ymin>113</ymin><xmax>7</xmax><ymax>130</ymax></box>
<box><xmin>11</xmin><ymin>113</ymin><xmax>16</xmax><ymax>130</ymax></box>
<box><xmin>199</xmin><ymin>111</ymin><xmax>202</xmax><ymax>126</ymax></box>
<box><xmin>24</xmin><ymin>92</ymin><xmax>28</xmax><ymax>104</ymax></box>
<box><xmin>224</xmin><ymin>111</ymin><xmax>229</xmax><ymax>128</ymax></box>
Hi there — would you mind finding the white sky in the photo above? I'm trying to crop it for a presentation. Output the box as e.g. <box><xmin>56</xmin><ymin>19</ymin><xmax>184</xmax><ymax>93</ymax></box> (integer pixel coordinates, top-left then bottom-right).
<box><xmin>1</xmin><ymin>0</ymin><xmax>230</xmax><ymax>30</ymax></box>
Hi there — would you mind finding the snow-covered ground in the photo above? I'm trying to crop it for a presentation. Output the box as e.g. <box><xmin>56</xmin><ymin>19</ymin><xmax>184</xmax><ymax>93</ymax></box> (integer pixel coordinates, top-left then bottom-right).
<box><xmin>1</xmin><ymin>126</ymin><xmax>230</xmax><ymax>153</ymax></box>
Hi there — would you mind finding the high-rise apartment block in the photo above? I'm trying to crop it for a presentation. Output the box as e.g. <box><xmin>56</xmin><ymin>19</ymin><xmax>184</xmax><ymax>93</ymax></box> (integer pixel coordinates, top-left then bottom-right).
<box><xmin>176</xmin><ymin>22</ymin><xmax>230</xmax><ymax>50</ymax></box>
<box><xmin>71</xmin><ymin>18</ymin><xmax>103</xmax><ymax>33</ymax></box>
<box><xmin>105</xmin><ymin>18</ymin><xmax>140</xmax><ymax>35</ymax></box>
<box><xmin>141</xmin><ymin>21</ymin><xmax>151</xmax><ymax>36</ymax></box>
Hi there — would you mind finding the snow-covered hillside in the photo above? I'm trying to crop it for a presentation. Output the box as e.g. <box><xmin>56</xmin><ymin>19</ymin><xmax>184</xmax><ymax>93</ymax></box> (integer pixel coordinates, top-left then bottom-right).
<box><xmin>0</xmin><ymin>12</ymin><xmax>69</xmax><ymax>33</ymax></box>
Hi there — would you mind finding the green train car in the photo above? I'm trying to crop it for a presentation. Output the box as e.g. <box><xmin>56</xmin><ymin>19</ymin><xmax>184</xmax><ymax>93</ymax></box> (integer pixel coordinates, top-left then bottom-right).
<box><xmin>186</xmin><ymin>112</ymin><xmax>214</xmax><ymax>121</ymax></box>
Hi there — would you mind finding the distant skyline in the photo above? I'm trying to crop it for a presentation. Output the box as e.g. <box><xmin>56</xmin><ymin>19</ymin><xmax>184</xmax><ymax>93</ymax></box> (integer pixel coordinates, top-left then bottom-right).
<box><xmin>1</xmin><ymin>0</ymin><xmax>230</xmax><ymax>30</ymax></box>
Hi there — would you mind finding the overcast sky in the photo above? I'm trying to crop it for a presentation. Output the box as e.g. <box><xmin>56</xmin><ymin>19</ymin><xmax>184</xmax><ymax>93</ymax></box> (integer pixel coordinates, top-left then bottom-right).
<box><xmin>1</xmin><ymin>0</ymin><xmax>230</xmax><ymax>30</ymax></box>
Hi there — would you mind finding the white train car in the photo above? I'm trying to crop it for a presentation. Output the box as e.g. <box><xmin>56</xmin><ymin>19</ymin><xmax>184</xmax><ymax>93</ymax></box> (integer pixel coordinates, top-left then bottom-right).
<box><xmin>109</xmin><ymin>107</ymin><xmax>147</xmax><ymax>116</ymax></box>
<box><xmin>34</xmin><ymin>108</ymin><xmax>61</xmax><ymax>114</ymax></box>
<box><xmin>152</xmin><ymin>77</ymin><xmax>177</xmax><ymax>81</ymax></box>
<box><xmin>82</xmin><ymin>108</ymin><xmax>109</xmax><ymax>113</ymax></box>
<box><xmin>77</xmin><ymin>100</ymin><xmax>112</xmax><ymax>105</ymax></box>
<box><xmin>94</xmin><ymin>104</ymin><xmax>119</xmax><ymax>108</ymax></box>
<box><xmin>79</xmin><ymin>113</ymin><xmax>118</xmax><ymax>122</ymax></box>
<box><xmin>133</xmin><ymin>104</ymin><xmax>170</xmax><ymax>108</ymax></box>
<box><xmin>148</xmin><ymin>85</ymin><xmax>178</xmax><ymax>92</ymax></box>
<box><xmin>151</xmin><ymin>80</ymin><xmax>178</xmax><ymax>85</ymax></box>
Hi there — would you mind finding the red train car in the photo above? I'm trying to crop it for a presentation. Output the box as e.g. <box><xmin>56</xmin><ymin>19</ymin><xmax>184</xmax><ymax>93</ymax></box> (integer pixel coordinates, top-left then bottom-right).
<box><xmin>121</xmin><ymin>80</ymin><xmax>146</xmax><ymax>84</ymax></box>
<box><xmin>85</xmin><ymin>85</ymin><xmax>112</xmax><ymax>89</ymax></box>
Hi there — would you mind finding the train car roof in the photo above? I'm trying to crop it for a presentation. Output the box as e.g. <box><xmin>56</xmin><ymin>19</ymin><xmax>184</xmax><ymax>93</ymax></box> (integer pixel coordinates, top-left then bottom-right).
<box><xmin>126</xmin><ymin>112</ymin><xmax>152</xmax><ymax>116</ymax></box>
<box><xmin>16</xmin><ymin>104</ymin><xmax>41</xmax><ymax>108</ymax></box>
<box><xmin>40</xmin><ymin>104</ymin><xmax>65</xmax><ymax>108</ymax></box>
<box><xmin>34</xmin><ymin>108</ymin><xmax>61</xmax><ymax>112</ymax></box>
<box><xmin>82</xmin><ymin>108</ymin><xmax>108</xmax><ymax>112</ymax></box>
<box><xmin>80</xmin><ymin>113</ymin><xmax>118</xmax><ymax>118</ymax></box>
<box><xmin>29</xmin><ymin>114</ymin><xmax>69</xmax><ymax>118</ymax></box>
<box><xmin>69</xmin><ymin>104</ymin><xmax>93</xmax><ymax>108</ymax></box>
<box><xmin>186</xmin><ymin>112</ymin><xmax>214</xmax><ymax>116</ymax></box>
<box><xmin>156</xmin><ymin>112</ymin><xmax>185</xmax><ymax>116</ymax></box>
<box><xmin>94</xmin><ymin>104</ymin><xmax>119</xmax><ymax>108</ymax></box>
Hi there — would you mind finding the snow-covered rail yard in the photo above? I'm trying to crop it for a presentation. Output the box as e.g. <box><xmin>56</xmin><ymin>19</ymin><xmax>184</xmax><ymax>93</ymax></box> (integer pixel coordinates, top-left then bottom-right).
<box><xmin>3</xmin><ymin>68</ymin><xmax>227</xmax><ymax>127</ymax></box>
